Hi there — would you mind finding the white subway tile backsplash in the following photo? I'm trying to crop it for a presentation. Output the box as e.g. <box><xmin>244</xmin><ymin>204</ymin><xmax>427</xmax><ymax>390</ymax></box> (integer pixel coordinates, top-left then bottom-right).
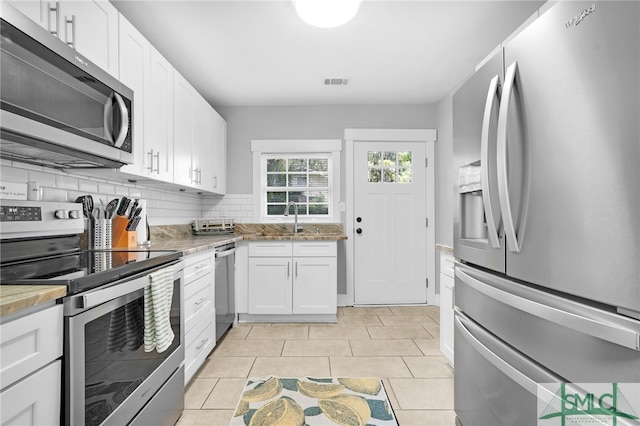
<box><xmin>98</xmin><ymin>182</ymin><xmax>116</xmax><ymax>195</ymax></box>
<box><xmin>78</xmin><ymin>179</ymin><xmax>99</xmax><ymax>193</ymax></box>
<box><xmin>55</xmin><ymin>175</ymin><xmax>79</xmax><ymax>191</ymax></box>
<box><xmin>1</xmin><ymin>163</ymin><xmax>253</xmax><ymax>226</ymax></box>
<box><xmin>0</xmin><ymin>166</ymin><xmax>28</xmax><ymax>183</ymax></box>
<box><xmin>42</xmin><ymin>187</ymin><xmax>68</xmax><ymax>201</ymax></box>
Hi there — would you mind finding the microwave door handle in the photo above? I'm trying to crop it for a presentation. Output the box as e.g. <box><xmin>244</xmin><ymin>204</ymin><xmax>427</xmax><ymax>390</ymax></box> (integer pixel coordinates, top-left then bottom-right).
<box><xmin>112</xmin><ymin>92</ymin><xmax>129</xmax><ymax>148</ymax></box>
<box><xmin>481</xmin><ymin>74</ymin><xmax>502</xmax><ymax>249</ymax></box>
<box><xmin>103</xmin><ymin>93</ymin><xmax>114</xmax><ymax>143</ymax></box>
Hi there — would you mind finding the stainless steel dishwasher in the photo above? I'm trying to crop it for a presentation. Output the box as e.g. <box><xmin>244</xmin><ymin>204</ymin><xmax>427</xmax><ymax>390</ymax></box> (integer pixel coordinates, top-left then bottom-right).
<box><xmin>215</xmin><ymin>243</ymin><xmax>236</xmax><ymax>340</ymax></box>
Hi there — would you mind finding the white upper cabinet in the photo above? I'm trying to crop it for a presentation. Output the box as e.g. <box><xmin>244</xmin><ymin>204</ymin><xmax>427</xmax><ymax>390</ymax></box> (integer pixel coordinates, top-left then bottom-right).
<box><xmin>118</xmin><ymin>15</ymin><xmax>149</xmax><ymax>178</ymax></box>
<box><xmin>211</xmin><ymin>108</ymin><xmax>227</xmax><ymax>195</ymax></box>
<box><xmin>5</xmin><ymin>0</ymin><xmax>49</xmax><ymax>29</ymax></box>
<box><xmin>173</xmin><ymin>73</ymin><xmax>225</xmax><ymax>193</ymax></box>
<box><xmin>147</xmin><ymin>47</ymin><xmax>174</xmax><ymax>182</ymax></box>
<box><xmin>8</xmin><ymin>0</ymin><xmax>120</xmax><ymax>77</ymax></box>
<box><xmin>193</xmin><ymin>94</ymin><xmax>213</xmax><ymax>191</ymax></box>
<box><xmin>118</xmin><ymin>15</ymin><xmax>174</xmax><ymax>183</ymax></box>
<box><xmin>59</xmin><ymin>0</ymin><xmax>119</xmax><ymax>77</ymax></box>
<box><xmin>173</xmin><ymin>70</ymin><xmax>196</xmax><ymax>187</ymax></box>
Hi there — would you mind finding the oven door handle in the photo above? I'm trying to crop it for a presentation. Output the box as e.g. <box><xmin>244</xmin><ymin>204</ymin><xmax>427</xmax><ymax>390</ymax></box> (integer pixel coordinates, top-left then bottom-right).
<box><xmin>82</xmin><ymin>275</ymin><xmax>148</xmax><ymax>309</ymax></box>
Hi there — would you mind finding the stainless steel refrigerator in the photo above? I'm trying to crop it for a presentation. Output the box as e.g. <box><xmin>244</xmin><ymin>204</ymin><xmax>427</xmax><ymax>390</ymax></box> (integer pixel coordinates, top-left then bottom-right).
<box><xmin>452</xmin><ymin>1</ymin><xmax>640</xmax><ymax>425</ymax></box>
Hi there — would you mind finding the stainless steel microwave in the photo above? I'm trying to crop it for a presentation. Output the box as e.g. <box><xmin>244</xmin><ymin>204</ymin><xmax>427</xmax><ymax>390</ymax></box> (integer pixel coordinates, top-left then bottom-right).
<box><xmin>0</xmin><ymin>3</ymin><xmax>133</xmax><ymax>169</ymax></box>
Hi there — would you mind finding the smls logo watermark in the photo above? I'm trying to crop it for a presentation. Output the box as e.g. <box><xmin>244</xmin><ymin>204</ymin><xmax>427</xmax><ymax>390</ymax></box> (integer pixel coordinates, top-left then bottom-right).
<box><xmin>538</xmin><ymin>383</ymin><xmax>640</xmax><ymax>426</ymax></box>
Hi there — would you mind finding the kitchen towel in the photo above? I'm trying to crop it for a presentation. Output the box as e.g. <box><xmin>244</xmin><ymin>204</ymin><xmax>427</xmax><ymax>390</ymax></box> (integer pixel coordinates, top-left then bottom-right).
<box><xmin>458</xmin><ymin>163</ymin><xmax>482</xmax><ymax>193</ymax></box>
<box><xmin>143</xmin><ymin>265</ymin><xmax>175</xmax><ymax>353</ymax></box>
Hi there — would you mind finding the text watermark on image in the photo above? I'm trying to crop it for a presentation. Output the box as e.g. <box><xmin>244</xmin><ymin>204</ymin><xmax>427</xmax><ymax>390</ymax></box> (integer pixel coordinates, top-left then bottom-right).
<box><xmin>538</xmin><ymin>383</ymin><xmax>640</xmax><ymax>426</ymax></box>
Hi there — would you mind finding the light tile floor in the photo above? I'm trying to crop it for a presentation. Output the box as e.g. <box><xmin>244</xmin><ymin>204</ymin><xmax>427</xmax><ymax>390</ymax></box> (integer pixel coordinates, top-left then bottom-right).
<box><xmin>177</xmin><ymin>306</ymin><xmax>456</xmax><ymax>426</ymax></box>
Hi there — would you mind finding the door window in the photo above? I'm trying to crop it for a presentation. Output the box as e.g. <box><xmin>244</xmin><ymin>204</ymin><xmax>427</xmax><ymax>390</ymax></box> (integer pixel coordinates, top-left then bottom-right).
<box><xmin>367</xmin><ymin>151</ymin><xmax>413</xmax><ymax>183</ymax></box>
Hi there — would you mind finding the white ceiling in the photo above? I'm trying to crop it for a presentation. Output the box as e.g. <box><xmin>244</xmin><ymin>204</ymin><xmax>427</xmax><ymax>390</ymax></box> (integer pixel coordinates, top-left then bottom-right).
<box><xmin>111</xmin><ymin>0</ymin><xmax>545</xmax><ymax>108</ymax></box>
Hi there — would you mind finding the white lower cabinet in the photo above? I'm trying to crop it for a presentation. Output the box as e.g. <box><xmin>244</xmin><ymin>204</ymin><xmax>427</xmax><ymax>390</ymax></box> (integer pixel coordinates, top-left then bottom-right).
<box><xmin>183</xmin><ymin>249</ymin><xmax>216</xmax><ymax>384</ymax></box>
<box><xmin>440</xmin><ymin>252</ymin><xmax>455</xmax><ymax>365</ymax></box>
<box><xmin>248</xmin><ymin>241</ymin><xmax>337</xmax><ymax>317</ymax></box>
<box><xmin>0</xmin><ymin>304</ymin><xmax>63</xmax><ymax>426</ymax></box>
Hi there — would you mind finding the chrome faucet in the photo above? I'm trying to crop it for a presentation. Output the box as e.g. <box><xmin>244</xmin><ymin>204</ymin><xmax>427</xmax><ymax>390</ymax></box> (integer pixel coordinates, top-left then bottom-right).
<box><xmin>284</xmin><ymin>201</ymin><xmax>303</xmax><ymax>233</ymax></box>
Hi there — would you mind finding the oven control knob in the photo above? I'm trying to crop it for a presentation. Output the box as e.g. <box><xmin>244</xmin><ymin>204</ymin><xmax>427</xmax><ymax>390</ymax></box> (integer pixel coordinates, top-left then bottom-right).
<box><xmin>69</xmin><ymin>210</ymin><xmax>81</xmax><ymax>219</ymax></box>
<box><xmin>54</xmin><ymin>209</ymin><xmax>69</xmax><ymax>219</ymax></box>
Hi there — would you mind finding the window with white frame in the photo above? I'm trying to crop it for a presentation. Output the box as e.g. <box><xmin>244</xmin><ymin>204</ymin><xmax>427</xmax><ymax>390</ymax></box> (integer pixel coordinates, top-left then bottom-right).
<box><xmin>252</xmin><ymin>139</ymin><xmax>342</xmax><ymax>223</ymax></box>
<box><xmin>264</xmin><ymin>154</ymin><xmax>332</xmax><ymax>217</ymax></box>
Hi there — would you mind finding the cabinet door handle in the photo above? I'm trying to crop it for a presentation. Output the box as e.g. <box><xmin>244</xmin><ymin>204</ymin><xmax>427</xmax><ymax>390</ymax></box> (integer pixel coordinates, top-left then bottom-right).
<box><xmin>195</xmin><ymin>338</ymin><xmax>208</xmax><ymax>351</ymax></box>
<box><xmin>287</xmin><ymin>261</ymin><xmax>290</xmax><ymax>278</ymax></box>
<box><xmin>147</xmin><ymin>149</ymin><xmax>155</xmax><ymax>172</ymax></box>
<box><xmin>195</xmin><ymin>297</ymin><xmax>207</xmax><ymax>307</ymax></box>
<box><xmin>65</xmin><ymin>15</ymin><xmax>76</xmax><ymax>49</ymax></box>
<box><xmin>49</xmin><ymin>2</ymin><xmax>60</xmax><ymax>36</ymax></box>
<box><xmin>156</xmin><ymin>152</ymin><xmax>161</xmax><ymax>174</ymax></box>
<box><xmin>295</xmin><ymin>261</ymin><xmax>298</xmax><ymax>278</ymax></box>
<box><xmin>213</xmin><ymin>175</ymin><xmax>218</xmax><ymax>188</ymax></box>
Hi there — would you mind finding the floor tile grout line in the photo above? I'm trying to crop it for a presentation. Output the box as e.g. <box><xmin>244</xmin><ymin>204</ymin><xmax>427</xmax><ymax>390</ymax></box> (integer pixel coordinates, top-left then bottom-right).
<box><xmin>197</xmin><ymin>377</ymin><xmax>220</xmax><ymax>410</ymax></box>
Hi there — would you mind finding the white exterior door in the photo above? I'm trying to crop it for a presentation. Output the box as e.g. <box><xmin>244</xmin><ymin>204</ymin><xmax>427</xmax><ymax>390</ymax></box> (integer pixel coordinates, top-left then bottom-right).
<box><xmin>353</xmin><ymin>141</ymin><xmax>427</xmax><ymax>304</ymax></box>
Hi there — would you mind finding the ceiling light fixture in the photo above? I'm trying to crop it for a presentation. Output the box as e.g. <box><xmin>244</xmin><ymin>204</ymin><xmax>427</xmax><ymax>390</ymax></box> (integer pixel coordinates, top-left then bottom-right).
<box><xmin>294</xmin><ymin>0</ymin><xmax>361</xmax><ymax>29</ymax></box>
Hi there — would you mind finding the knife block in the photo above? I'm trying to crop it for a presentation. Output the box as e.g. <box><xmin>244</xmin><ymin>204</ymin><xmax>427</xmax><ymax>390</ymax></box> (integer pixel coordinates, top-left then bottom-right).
<box><xmin>112</xmin><ymin>216</ymin><xmax>137</xmax><ymax>248</ymax></box>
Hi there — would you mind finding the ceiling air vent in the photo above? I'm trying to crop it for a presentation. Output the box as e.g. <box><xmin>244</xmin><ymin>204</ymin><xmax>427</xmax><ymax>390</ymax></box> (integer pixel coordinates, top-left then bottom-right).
<box><xmin>324</xmin><ymin>77</ymin><xmax>351</xmax><ymax>86</ymax></box>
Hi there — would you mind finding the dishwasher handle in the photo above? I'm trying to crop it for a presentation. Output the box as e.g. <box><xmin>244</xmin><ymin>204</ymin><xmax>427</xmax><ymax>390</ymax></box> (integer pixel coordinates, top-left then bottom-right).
<box><xmin>215</xmin><ymin>247</ymin><xmax>236</xmax><ymax>258</ymax></box>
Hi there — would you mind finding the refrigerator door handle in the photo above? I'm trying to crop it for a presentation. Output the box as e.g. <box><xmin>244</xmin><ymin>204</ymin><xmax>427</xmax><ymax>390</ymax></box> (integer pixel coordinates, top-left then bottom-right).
<box><xmin>481</xmin><ymin>74</ymin><xmax>502</xmax><ymax>248</ymax></box>
<box><xmin>456</xmin><ymin>267</ymin><xmax>640</xmax><ymax>351</ymax></box>
<box><xmin>497</xmin><ymin>61</ymin><xmax>521</xmax><ymax>253</ymax></box>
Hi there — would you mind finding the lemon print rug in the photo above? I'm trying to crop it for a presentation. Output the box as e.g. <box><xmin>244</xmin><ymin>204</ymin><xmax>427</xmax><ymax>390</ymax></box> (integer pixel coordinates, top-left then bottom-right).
<box><xmin>230</xmin><ymin>376</ymin><xmax>398</xmax><ymax>426</ymax></box>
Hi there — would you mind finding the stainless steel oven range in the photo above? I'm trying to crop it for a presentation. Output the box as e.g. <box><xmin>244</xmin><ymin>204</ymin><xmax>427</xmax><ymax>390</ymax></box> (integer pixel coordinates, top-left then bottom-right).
<box><xmin>0</xmin><ymin>200</ymin><xmax>185</xmax><ymax>426</ymax></box>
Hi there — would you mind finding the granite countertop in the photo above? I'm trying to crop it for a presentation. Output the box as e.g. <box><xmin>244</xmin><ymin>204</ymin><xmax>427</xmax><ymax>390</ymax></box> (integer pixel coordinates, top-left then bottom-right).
<box><xmin>0</xmin><ymin>285</ymin><xmax>67</xmax><ymax>318</ymax></box>
<box><xmin>149</xmin><ymin>223</ymin><xmax>347</xmax><ymax>256</ymax></box>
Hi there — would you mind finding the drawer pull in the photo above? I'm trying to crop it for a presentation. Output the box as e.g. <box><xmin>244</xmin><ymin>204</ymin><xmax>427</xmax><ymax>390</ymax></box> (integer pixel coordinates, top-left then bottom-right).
<box><xmin>194</xmin><ymin>297</ymin><xmax>207</xmax><ymax>307</ymax></box>
<box><xmin>196</xmin><ymin>338</ymin><xmax>209</xmax><ymax>351</ymax></box>
<box><xmin>194</xmin><ymin>263</ymin><xmax>209</xmax><ymax>271</ymax></box>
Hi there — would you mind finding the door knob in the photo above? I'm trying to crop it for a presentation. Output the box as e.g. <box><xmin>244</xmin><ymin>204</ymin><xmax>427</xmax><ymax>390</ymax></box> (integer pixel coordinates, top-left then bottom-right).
<box><xmin>356</xmin><ymin>228</ymin><xmax>362</xmax><ymax>234</ymax></box>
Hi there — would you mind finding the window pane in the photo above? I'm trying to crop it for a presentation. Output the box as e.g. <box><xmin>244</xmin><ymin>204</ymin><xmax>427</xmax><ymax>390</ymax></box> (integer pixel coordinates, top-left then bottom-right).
<box><xmin>308</xmin><ymin>190</ymin><xmax>328</xmax><ymax>203</ymax></box>
<box><xmin>383</xmin><ymin>152</ymin><xmax>396</xmax><ymax>167</ymax></box>
<box><xmin>267</xmin><ymin>159</ymin><xmax>286</xmax><ymax>172</ymax></box>
<box><xmin>309</xmin><ymin>174</ymin><xmax>328</xmax><ymax>187</ymax></box>
<box><xmin>289</xmin><ymin>191</ymin><xmax>307</xmax><ymax>203</ymax></box>
<box><xmin>267</xmin><ymin>174</ymin><xmax>286</xmax><ymax>187</ymax></box>
<box><xmin>368</xmin><ymin>152</ymin><xmax>381</xmax><ymax>167</ymax></box>
<box><xmin>267</xmin><ymin>204</ymin><xmax>286</xmax><ymax>215</ymax></box>
<box><xmin>267</xmin><ymin>191</ymin><xmax>286</xmax><ymax>202</ymax></box>
<box><xmin>398</xmin><ymin>168</ymin><xmax>413</xmax><ymax>183</ymax></box>
<box><xmin>309</xmin><ymin>159</ymin><xmax>328</xmax><ymax>172</ymax></box>
<box><xmin>368</xmin><ymin>168</ymin><xmax>381</xmax><ymax>183</ymax></box>
<box><xmin>309</xmin><ymin>204</ymin><xmax>328</xmax><ymax>215</ymax></box>
<box><xmin>288</xmin><ymin>159</ymin><xmax>307</xmax><ymax>172</ymax></box>
<box><xmin>383</xmin><ymin>168</ymin><xmax>396</xmax><ymax>183</ymax></box>
<box><xmin>295</xmin><ymin>205</ymin><xmax>308</xmax><ymax>215</ymax></box>
<box><xmin>398</xmin><ymin>152</ymin><xmax>412</xmax><ymax>167</ymax></box>
<box><xmin>288</xmin><ymin>174</ymin><xmax>307</xmax><ymax>187</ymax></box>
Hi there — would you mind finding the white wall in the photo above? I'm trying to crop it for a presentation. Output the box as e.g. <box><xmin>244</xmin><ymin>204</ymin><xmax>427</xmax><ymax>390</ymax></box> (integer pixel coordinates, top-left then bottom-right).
<box><xmin>216</xmin><ymin>104</ymin><xmax>438</xmax><ymax>195</ymax></box>
<box><xmin>435</xmin><ymin>95</ymin><xmax>454</xmax><ymax>248</ymax></box>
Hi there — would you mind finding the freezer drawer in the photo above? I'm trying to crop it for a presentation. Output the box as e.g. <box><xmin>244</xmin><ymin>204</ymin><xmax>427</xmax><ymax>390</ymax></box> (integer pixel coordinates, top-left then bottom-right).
<box><xmin>454</xmin><ymin>312</ymin><xmax>562</xmax><ymax>426</ymax></box>
<box><xmin>455</xmin><ymin>262</ymin><xmax>640</xmax><ymax>383</ymax></box>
